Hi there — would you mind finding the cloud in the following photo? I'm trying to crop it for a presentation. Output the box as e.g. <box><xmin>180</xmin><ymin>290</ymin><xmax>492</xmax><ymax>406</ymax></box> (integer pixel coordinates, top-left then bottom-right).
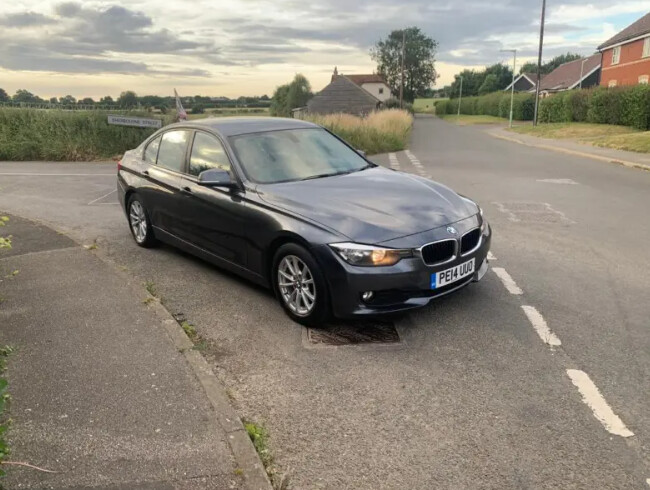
<box><xmin>0</xmin><ymin>11</ymin><xmax>57</xmax><ymax>26</ymax></box>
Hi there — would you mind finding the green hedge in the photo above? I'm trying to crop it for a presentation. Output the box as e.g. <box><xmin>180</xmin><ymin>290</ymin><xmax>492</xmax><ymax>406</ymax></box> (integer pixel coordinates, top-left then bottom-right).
<box><xmin>539</xmin><ymin>85</ymin><xmax>650</xmax><ymax>129</ymax></box>
<box><xmin>0</xmin><ymin>108</ymin><xmax>173</xmax><ymax>161</ymax></box>
<box><xmin>435</xmin><ymin>92</ymin><xmax>536</xmax><ymax>120</ymax></box>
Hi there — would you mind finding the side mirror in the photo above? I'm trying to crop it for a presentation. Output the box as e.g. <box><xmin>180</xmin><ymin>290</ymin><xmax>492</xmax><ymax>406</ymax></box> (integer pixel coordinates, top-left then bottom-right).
<box><xmin>357</xmin><ymin>149</ymin><xmax>367</xmax><ymax>158</ymax></box>
<box><xmin>197</xmin><ymin>168</ymin><xmax>236</xmax><ymax>188</ymax></box>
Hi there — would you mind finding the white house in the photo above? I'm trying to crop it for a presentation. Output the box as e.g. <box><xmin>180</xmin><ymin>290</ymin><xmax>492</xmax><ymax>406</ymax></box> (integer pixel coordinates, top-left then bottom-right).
<box><xmin>332</xmin><ymin>67</ymin><xmax>392</xmax><ymax>102</ymax></box>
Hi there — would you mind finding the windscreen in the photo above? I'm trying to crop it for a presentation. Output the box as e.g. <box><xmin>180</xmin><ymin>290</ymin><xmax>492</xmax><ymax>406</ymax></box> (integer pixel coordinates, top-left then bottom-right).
<box><xmin>230</xmin><ymin>128</ymin><xmax>370</xmax><ymax>184</ymax></box>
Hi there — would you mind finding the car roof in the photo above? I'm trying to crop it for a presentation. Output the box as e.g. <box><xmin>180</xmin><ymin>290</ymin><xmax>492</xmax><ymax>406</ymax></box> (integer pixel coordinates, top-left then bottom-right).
<box><xmin>169</xmin><ymin>116</ymin><xmax>319</xmax><ymax>137</ymax></box>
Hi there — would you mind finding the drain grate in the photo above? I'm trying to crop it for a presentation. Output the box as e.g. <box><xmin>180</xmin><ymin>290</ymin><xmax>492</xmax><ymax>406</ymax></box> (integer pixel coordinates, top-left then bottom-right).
<box><xmin>307</xmin><ymin>319</ymin><xmax>400</xmax><ymax>346</ymax></box>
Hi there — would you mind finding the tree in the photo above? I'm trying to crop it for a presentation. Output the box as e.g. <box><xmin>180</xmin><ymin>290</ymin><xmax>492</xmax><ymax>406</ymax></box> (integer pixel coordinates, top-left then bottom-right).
<box><xmin>99</xmin><ymin>95</ymin><xmax>114</xmax><ymax>105</ymax></box>
<box><xmin>449</xmin><ymin>70</ymin><xmax>484</xmax><ymax>98</ymax></box>
<box><xmin>371</xmin><ymin>27</ymin><xmax>438</xmax><ymax>103</ymax></box>
<box><xmin>0</xmin><ymin>88</ymin><xmax>8</xmax><ymax>103</ymax></box>
<box><xmin>478</xmin><ymin>74</ymin><xmax>499</xmax><ymax>95</ymax></box>
<box><xmin>79</xmin><ymin>97</ymin><xmax>94</xmax><ymax>105</ymax></box>
<box><xmin>12</xmin><ymin>89</ymin><xmax>40</xmax><ymax>103</ymax></box>
<box><xmin>483</xmin><ymin>63</ymin><xmax>513</xmax><ymax>90</ymax></box>
<box><xmin>117</xmin><ymin>90</ymin><xmax>138</xmax><ymax>108</ymax></box>
<box><xmin>49</xmin><ymin>97</ymin><xmax>58</xmax><ymax>104</ymax></box>
<box><xmin>59</xmin><ymin>95</ymin><xmax>76</xmax><ymax>105</ymax></box>
<box><xmin>270</xmin><ymin>74</ymin><xmax>312</xmax><ymax>117</ymax></box>
<box><xmin>519</xmin><ymin>52</ymin><xmax>583</xmax><ymax>75</ymax></box>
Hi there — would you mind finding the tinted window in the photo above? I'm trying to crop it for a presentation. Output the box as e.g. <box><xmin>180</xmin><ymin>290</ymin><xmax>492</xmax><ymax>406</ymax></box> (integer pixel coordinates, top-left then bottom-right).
<box><xmin>230</xmin><ymin>128</ymin><xmax>370</xmax><ymax>184</ymax></box>
<box><xmin>157</xmin><ymin>130</ymin><xmax>190</xmax><ymax>173</ymax></box>
<box><xmin>189</xmin><ymin>132</ymin><xmax>231</xmax><ymax>177</ymax></box>
<box><xmin>144</xmin><ymin>135</ymin><xmax>161</xmax><ymax>164</ymax></box>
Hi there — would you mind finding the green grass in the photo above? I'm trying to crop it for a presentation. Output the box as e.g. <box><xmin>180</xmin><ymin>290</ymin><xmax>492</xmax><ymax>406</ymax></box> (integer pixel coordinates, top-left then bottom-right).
<box><xmin>187</xmin><ymin>107</ymin><xmax>270</xmax><ymax>120</ymax></box>
<box><xmin>510</xmin><ymin>122</ymin><xmax>650</xmax><ymax>154</ymax></box>
<box><xmin>414</xmin><ymin>98</ymin><xmax>447</xmax><ymax>114</ymax></box>
<box><xmin>439</xmin><ymin>114</ymin><xmax>507</xmax><ymax>125</ymax></box>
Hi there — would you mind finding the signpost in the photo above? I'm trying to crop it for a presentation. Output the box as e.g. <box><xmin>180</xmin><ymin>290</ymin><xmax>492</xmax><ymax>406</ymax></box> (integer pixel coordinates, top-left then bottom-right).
<box><xmin>107</xmin><ymin>115</ymin><xmax>162</xmax><ymax>129</ymax></box>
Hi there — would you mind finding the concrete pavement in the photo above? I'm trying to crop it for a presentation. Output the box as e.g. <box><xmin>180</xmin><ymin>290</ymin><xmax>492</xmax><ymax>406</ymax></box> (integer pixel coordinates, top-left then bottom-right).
<box><xmin>0</xmin><ymin>115</ymin><xmax>649</xmax><ymax>488</ymax></box>
<box><xmin>0</xmin><ymin>215</ymin><xmax>268</xmax><ymax>489</ymax></box>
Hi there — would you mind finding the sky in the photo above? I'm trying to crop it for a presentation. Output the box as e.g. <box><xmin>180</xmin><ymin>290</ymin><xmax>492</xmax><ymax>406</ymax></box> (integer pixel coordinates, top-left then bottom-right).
<box><xmin>0</xmin><ymin>1</ymin><xmax>648</xmax><ymax>99</ymax></box>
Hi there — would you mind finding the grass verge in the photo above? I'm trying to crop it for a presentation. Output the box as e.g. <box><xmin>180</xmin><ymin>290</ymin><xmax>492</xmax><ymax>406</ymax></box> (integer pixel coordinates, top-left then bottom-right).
<box><xmin>438</xmin><ymin>114</ymin><xmax>507</xmax><ymax>125</ymax></box>
<box><xmin>509</xmin><ymin>122</ymin><xmax>650</xmax><ymax>154</ymax></box>
<box><xmin>0</xmin><ymin>346</ymin><xmax>14</xmax><ymax>476</ymax></box>
<box><xmin>308</xmin><ymin>109</ymin><xmax>413</xmax><ymax>155</ymax></box>
<box><xmin>244</xmin><ymin>420</ymin><xmax>288</xmax><ymax>490</ymax></box>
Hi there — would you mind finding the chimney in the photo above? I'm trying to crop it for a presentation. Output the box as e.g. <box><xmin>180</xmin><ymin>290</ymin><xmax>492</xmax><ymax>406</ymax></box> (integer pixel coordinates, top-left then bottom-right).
<box><xmin>332</xmin><ymin>66</ymin><xmax>338</xmax><ymax>82</ymax></box>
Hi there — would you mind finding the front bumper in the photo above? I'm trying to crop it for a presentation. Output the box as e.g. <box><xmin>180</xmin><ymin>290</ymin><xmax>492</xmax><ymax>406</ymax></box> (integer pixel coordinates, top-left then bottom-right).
<box><xmin>314</xmin><ymin>220</ymin><xmax>491</xmax><ymax>318</ymax></box>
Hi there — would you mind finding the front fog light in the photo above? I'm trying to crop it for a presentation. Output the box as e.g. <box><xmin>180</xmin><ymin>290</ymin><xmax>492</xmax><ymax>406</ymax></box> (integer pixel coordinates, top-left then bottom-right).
<box><xmin>362</xmin><ymin>291</ymin><xmax>374</xmax><ymax>301</ymax></box>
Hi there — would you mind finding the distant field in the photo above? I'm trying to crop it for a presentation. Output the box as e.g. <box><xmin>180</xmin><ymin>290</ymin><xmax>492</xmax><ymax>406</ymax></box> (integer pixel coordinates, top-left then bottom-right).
<box><xmin>414</xmin><ymin>98</ymin><xmax>447</xmax><ymax>114</ymax></box>
<box><xmin>188</xmin><ymin>107</ymin><xmax>270</xmax><ymax>120</ymax></box>
<box><xmin>438</xmin><ymin>114</ymin><xmax>507</xmax><ymax>126</ymax></box>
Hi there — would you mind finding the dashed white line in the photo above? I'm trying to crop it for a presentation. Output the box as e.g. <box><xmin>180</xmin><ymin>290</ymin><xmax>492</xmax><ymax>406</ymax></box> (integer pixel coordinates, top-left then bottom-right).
<box><xmin>388</xmin><ymin>153</ymin><xmax>400</xmax><ymax>170</ymax></box>
<box><xmin>566</xmin><ymin>369</ymin><xmax>634</xmax><ymax>438</ymax></box>
<box><xmin>87</xmin><ymin>189</ymin><xmax>117</xmax><ymax>205</ymax></box>
<box><xmin>404</xmin><ymin>150</ymin><xmax>432</xmax><ymax>179</ymax></box>
<box><xmin>536</xmin><ymin>178</ymin><xmax>578</xmax><ymax>185</ymax></box>
<box><xmin>487</xmin><ymin>251</ymin><xmax>496</xmax><ymax>261</ymax></box>
<box><xmin>491</xmin><ymin>267</ymin><xmax>523</xmax><ymax>295</ymax></box>
<box><xmin>521</xmin><ymin>305</ymin><xmax>561</xmax><ymax>347</ymax></box>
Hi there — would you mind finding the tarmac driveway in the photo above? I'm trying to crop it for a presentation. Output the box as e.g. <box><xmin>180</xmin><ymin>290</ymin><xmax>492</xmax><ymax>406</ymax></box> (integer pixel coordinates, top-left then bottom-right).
<box><xmin>0</xmin><ymin>117</ymin><xmax>648</xmax><ymax>489</ymax></box>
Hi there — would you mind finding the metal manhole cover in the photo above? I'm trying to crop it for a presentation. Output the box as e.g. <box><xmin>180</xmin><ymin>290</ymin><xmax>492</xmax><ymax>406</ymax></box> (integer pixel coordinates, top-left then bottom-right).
<box><xmin>307</xmin><ymin>320</ymin><xmax>400</xmax><ymax>346</ymax></box>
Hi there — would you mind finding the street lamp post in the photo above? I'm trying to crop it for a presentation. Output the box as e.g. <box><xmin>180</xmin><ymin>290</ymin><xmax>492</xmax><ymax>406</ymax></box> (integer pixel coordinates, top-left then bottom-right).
<box><xmin>501</xmin><ymin>49</ymin><xmax>517</xmax><ymax>128</ymax></box>
<box><xmin>533</xmin><ymin>0</ymin><xmax>547</xmax><ymax>126</ymax></box>
<box><xmin>579</xmin><ymin>58</ymin><xmax>586</xmax><ymax>89</ymax></box>
<box><xmin>457</xmin><ymin>76</ymin><xmax>463</xmax><ymax>117</ymax></box>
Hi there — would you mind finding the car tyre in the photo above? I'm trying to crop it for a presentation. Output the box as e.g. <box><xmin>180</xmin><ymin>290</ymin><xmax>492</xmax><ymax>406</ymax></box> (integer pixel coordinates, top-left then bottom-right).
<box><xmin>273</xmin><ymin>243</ymin><xmax>330</xmax><ymax>326</ymax></box>
<box><xmin>127</xmin><ymin>195</ymin><xmax>158</xmax><ymax>248</ymax></box>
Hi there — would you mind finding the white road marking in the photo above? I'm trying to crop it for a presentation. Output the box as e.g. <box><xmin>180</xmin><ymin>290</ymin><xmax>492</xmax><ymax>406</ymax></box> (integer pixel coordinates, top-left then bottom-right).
<box><xmin>566</xmin><ymin>369</ymin><xmax>634</xmax><ymax>438</ymax></box>
<box><xmin>87</xmin><ymin>189</ymin><xmax>117</xmax><ymax>205</ymax></box>
<box><xmin>0</xmin><ymin>173</ymin><xmax>114</xmax><ymax>176</ymax></box>
<box><xmin>388</xmin><ymin>153</ymin><xmax>400</xmax><ymax>170</ymax></box>
<box><xmin>487</xmin><ymin>251</ymin><xmax>496</xmax><ymax>261</ymax></box>
<box><xmin>646</xmin><ymin>478</ymin><xmax>650</xmax><ymax>487</ymax></box>
<box><xmin>492</xmin><ymin>267</ymin><xmax>523</xmax><ymax>295</ymax></box>
<box><xmin>536</xmin><ymin>178</ymin><xmax>578</xmax><ymax>185</ymax></box>
<box><xmin>521</xmin><ymin>305</ymin><xmax>561</xmax><ymax>347</ymax></box>
<box><xmin>404</xmin><ymin>150</ymin><xmax>432</xmax><ymax>179</ymax></box>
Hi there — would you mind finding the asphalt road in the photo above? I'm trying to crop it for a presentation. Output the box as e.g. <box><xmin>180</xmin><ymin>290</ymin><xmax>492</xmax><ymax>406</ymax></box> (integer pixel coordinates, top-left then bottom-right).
<box><xmin>0</xmin><ymin>115</ymin><xmax>648</xmax><ymax>489</ymax></box>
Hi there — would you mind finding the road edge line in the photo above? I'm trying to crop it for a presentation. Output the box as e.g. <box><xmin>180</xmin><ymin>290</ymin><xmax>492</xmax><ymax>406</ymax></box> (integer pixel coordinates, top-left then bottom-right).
<box><xmin>488</xmin><ymin>131</ymin><xmax>650</xmax><ymax>172</ymax></box>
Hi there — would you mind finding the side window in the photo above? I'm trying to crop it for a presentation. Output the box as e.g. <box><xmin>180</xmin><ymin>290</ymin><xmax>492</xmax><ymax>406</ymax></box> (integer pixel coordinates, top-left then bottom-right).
<box><xmin>189</xmin><ymin>132</ymin><xmax>231</xmax><ymax>177</ymax></box>
<box><xmin>157</xmin><ymin>130</ymin><xmax>190</xmax><ymax>173</ymax></box>
<box><xmin>144</xmin><ymin>135</ymin><xmax>161</xmax><ymax>164</ymax></box>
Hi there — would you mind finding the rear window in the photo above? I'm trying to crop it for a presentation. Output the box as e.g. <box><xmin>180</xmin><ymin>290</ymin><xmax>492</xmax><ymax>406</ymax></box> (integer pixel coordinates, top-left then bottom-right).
<box><xmin>144</xmin><ymin>135</ymin><xmax>161</xmax><ymax>164</ymax></box>
<box><xmin>157</xmin><ymin>130</ymin><xmax>190</xmax><ymax>173</ymax></box>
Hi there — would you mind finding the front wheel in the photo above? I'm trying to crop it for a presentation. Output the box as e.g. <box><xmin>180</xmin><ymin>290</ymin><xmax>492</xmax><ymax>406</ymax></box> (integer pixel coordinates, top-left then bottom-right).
<box><xmin>127</xmin><ymin>195</ymin><xmax>158</xmax><ymax>248</ymax></box>
<box><xmin>273</xmin><ymin>243</ymin><xmax>330</xmax><ymax>326</ymax></box>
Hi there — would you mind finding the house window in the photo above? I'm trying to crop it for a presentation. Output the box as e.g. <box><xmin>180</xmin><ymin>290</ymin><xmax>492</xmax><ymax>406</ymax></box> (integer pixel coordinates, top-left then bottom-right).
<box><xmin>643</xmin><ymin>37</ymin><xmax>650</xmax><ymax>58</ymax></box>
<box><xmin>639</xmin><ymin>75</ymin><xmax>649</xmax><ymax>85</ymax></box>
<box><xmin>612</xmin><ymin>46</ymin><xmax>621</xmax><ymax>65</ymax></box>
<box><xmin>378</xmin><ymin>87</ymin><xmax>384</xmax><ymax>95</ymax></box>
<box><xmin>608</xmin><ymin>80</ymin><xmax>618</xmax><ymax>88</ymax></box>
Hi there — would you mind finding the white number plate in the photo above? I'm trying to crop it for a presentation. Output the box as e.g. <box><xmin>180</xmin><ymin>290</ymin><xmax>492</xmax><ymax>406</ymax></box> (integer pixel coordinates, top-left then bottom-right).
<box><xmin>431</xmin><ymin>258</ymin><xmax>475</xmax><ymax>289</ymax></box>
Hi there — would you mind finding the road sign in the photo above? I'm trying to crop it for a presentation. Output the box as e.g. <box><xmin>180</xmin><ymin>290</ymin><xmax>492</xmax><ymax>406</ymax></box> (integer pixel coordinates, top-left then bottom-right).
<box><xmin>107</xmin><ymin>115</ymin><xmax>162</xmax><ymax>129</ymax></box>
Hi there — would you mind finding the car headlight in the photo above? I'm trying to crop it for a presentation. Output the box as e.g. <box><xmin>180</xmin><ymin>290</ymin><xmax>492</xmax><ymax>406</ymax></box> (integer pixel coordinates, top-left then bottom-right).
<box><xmin>329</xmin><ymin>243</ymin><xmax>412</xmax><ymax>266</ymax></box>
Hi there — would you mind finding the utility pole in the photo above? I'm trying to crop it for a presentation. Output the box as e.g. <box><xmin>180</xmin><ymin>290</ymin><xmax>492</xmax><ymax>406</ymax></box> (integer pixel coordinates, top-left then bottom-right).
<box><xmin>533</xmin><ymin>0</ymin><xmax>546</xmax><ymax>126</ymax></box>
<box><xmin>500</xmin><ymin>49</ymin><xmax>517</xmax><ymax>128</ymax></box>
<box><xmin>399</xmin><ymin>29</ymin><xmax>406</xmax><ymax>109</ymax></box>
<box><xmin>457</xmin><ymin>76</ymin><xmax>463</xmax><ymax>116</ymax></box>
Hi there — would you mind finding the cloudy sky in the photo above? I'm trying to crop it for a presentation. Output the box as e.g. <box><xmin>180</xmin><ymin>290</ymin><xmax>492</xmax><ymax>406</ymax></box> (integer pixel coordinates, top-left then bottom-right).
<box><xmin>0</xmin><ymin>1</ymin><xmax>648</xmax><ymax>99</ymax></box>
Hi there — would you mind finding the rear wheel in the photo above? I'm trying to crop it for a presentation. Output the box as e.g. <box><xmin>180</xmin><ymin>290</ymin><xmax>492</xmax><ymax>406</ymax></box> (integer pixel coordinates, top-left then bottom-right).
<box><xmin>273</xmin><ymin>243</ymin><xmax>330</xmax><ymax>326</ymax></box>
<box><xmin>128</xmin><ymin>195</ymin><xmax>157</xmax><ymax>248</ymax></box>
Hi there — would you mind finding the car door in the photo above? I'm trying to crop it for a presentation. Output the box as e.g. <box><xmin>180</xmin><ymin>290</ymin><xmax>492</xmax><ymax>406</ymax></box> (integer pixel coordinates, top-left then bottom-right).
<box><xmin>143</xmin><ymin>129</ymin><xmax>190</xmax><ymax>237</ymax></box>
<box><xmin>177</xmin><ymin>130</ymin><xmax>248</xmax><ymax>267</ymax></box>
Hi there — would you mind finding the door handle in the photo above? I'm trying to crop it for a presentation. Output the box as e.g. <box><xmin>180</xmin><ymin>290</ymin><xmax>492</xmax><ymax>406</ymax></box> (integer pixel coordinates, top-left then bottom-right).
<box><xmin>181</xmin><ymin>185</ymin><xmax>192</xmax><ymax>193</ymax></box>
<box><xmin>142</xmin><ymin>169</ymin><xmax>149</xmax><ymax>176</ymax></box>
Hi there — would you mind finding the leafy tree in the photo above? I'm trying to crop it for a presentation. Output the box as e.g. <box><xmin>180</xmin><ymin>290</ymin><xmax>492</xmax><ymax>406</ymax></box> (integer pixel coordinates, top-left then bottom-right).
<box><xmin>270</xmin><ymin>74</ymin><xmax>312</xmax><ymax>117</ymax></box>
<box><xmin>191</xmin><ymin>104</ymin><xmax>205</xmax><ymax>114</ymax></box>
<box><xmin>449</xmin><ymin>70</ymin><xmax>484</xmax><ymax>98</ymax></box>
<box><xmin>49</xmin><ymin>97</ymin><xmax>58</xmax><ymax>104</ymax></box>
<box><xmin>59</xmin><ymin>95</ymin><xmax>76</xmax><ymax>105</ymax></box>
<box><xmin>99</xmin><ymin>95</ymin><xmax>114</xmax><ymax>105</ymax></box>
<box><xmin>519</xmin><ymin>52</ymin><xmax>583</xmax><ymax>75</ymax></box>
<box><xmin>79</xmin><ymin>97</ymin><xmax>94</xmax><ymax>105</ymax></box>
<box><xmin>478</xmin><ymin>74</ymin><xmax>499</xmax><ymax>95</ymax></box>
<box><xmin>12</xmin><ymin>89</ymin><xmax>41</xmax><ymax>103</ymax></box>
<box><xmin>117</xmin><ymin>90</ymin><xmax>138</xmax><ymax>108</ymax></box>
<box><xmin>371</xmin><ymin>27</ymin><xmax>438</xmax><ymax>103</ymax></box>
<box><xmin>0</xmin><ymin>88</ymin><xmax>8</xmax><ymax>102</ymax></box>
<box><xmin>483</xmin><ymin>63</ymin><xmax>513</xmax><ymax>90</ymax></box>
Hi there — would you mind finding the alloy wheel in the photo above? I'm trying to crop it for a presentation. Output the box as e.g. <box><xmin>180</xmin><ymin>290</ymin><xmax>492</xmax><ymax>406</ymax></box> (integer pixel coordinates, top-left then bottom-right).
<box><xmin>278</xmin><ymin>255</ymin><xmax>316</xmax><ymax>317</ymax></box>
<box><xmin>129</xmin><ymin>200</ymin><xmax>148</xmax><ymax>243</ymax></box>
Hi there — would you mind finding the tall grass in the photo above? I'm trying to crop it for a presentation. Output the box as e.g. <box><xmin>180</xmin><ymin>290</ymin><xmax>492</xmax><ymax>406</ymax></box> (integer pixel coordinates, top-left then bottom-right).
<box><xmin>0</xmin><ymin>108</ymin><xmax>173</xmax><ymax>161</ymax></box>
<box><xmin>308</xmin><ymin>109</ymin><xmax>413</xmax><ymax>154</ymax></box>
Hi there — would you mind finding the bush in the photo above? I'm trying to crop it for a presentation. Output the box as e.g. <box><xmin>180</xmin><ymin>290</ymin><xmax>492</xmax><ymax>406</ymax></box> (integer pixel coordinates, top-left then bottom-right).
<box><xmin>0</xmin><ymin>108</ymin><xmax>173</xmax><ymax>161</ymax></box>
<box><xmin>564</xmin><ymin>90</ymin><xmax>590</xmax><ymax>122</ymax></box>
<box><xmin>587</xmin><ymin>87</ymin><xmax>622</xmax><ymax>125</ymax></box>
<box><xmin>512</xmin><ymin>93</ymin><xmax>535</xmax><ymax>120</ymax></box>
<box><xmin>446</xmin><ymin>92</ymin><xmax>535</xmax><ymax>121</ymax></box>
<box><xmin>191</xmin><ymin>104</ymin><xmax>205</xmax><ymax>114</ymax></box>
<box><xmin>539</xmin><ymin>92</ymin><xmax>569</xmax><ymax>123</ymax></box>
<box><xmin>477</xmin><ymin>92</ymin><xmax>503</xmax><ymax>117</ymax></box>
<box><xmin>308</xmin><ymin>109</ymin><xmax>413</xmax><ymax>155</ymax></box>
<box><xmin>619</xmin><ymin>84</ymin><xmax>650</xmax><ymax>129</ymax></box>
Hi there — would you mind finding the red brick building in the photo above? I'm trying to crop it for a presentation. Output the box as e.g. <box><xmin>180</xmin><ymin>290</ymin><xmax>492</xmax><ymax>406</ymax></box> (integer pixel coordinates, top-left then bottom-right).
<box><xmin>599</xmin><ymin>12</ymin><xmax>650</xmax><ymax>87</ymax></box>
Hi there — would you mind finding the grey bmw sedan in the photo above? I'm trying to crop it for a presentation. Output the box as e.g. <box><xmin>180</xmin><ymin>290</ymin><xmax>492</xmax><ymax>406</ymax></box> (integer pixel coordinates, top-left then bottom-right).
<box><xmin>117</xmin><ymin>117</ymin><xmax>491</xmax><ymax>326</ymax></box>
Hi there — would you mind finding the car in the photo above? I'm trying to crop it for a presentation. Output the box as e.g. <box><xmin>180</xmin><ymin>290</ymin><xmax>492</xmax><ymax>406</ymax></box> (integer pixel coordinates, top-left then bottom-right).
<box><xmin>117</xmin><ymin>117</ymin><xmax>491</xmax><ymax>326</ymax></box>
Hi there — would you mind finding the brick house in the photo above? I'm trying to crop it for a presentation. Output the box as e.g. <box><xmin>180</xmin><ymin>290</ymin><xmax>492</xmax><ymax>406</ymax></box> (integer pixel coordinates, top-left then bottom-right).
<box><xmin>598</xmin><ymin>12</ymin><xmax>650</xmax><ymax>87</ymax></box>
